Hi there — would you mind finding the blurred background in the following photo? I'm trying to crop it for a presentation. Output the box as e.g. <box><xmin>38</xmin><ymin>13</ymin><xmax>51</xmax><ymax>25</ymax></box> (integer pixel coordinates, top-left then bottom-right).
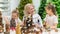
<box><xmin>0</xmin><ymin>0</ymin><xmax>60</xmax><ymax>28</ymax></box>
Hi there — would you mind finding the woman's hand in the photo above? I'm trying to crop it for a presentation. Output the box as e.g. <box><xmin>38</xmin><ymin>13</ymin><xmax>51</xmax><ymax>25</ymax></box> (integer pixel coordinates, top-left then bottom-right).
<box><xmin>35</xmin><ymin>23</ymin><xmax>40</xmax><ymax>28</ymax></box>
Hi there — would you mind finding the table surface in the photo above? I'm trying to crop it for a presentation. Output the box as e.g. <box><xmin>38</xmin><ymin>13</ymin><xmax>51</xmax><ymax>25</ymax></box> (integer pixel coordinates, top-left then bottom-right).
<box><xmin>10</xmin><ymin>28</ymin><xmax>60</xmax><ymax>34</ymax></box>
<box><xmin>0</xmin><ymin>28</ymin><xmax>60</xmax><ymax>34</ymax></box>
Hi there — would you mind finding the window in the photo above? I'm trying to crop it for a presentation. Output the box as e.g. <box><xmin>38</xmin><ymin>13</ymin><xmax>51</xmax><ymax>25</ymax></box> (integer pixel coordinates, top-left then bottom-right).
<box><xmin>0</xmin><ymin>0</ymin><xmax>9</xmax><ymax>12</ymax></box>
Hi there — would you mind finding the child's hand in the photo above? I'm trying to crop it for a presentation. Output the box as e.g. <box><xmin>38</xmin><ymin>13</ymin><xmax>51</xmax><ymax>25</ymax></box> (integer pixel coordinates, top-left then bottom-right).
<box><xmin>4</xmin><ymin>16</ymin><xmax>8</xmax><ymax>21</ymax></box>
<box><xmin>20</xmin><ymin>21</ymin><xmax>24</xmax><ymax>26</ymax></box>
<box><xmin>43</xmin><ymin>22</ymin><xmax>50</xmax><ymax>28</ymax></box>
<box><xmin>50</xmin><ymin>23</ymin><xmax>57</xmax><ymax>29</ymax></box>
<box><xmin>46</xmin><ymin>23</ymin><xmax>50</xmax><ymax>27</ymax></box>
<box><xmin>50</xmin><ymin>26</ymin><xmax>56</xmax><ymax>29</ymax></box>
<box><xmin>4</xmin><ymin>16</ymin><xmax>10</xmax><ymax>25</ymax></box>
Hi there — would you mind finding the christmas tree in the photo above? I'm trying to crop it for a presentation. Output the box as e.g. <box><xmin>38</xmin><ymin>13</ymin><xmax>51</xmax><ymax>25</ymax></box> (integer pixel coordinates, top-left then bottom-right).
<box><xmin>38</xmin><ymin>0</ymin><xmax>47</xmax><ymax>19</ymax></box>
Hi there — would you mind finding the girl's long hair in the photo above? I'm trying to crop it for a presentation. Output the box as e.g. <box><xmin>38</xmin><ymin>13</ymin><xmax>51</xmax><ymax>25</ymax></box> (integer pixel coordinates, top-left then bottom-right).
<box><xmin>46</xmin><ymin>3</ymin><xmax>57</xmax><ymax>16</ymax></box>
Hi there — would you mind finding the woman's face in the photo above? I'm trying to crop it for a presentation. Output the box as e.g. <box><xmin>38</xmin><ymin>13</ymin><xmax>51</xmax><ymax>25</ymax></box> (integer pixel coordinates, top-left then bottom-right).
<box><xmin>27</xmin><ymin>5</ymin><xmax>34</xmax><ymax>14</ymax></box>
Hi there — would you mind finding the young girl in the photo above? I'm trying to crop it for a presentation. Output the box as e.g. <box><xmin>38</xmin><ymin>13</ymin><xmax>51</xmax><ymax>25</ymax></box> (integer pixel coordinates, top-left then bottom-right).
<box><xmin>22</xmin><ymin>3</ymin><xmax>43</xmax><ymax>34</ymax></box>
<box><xmin>10</xmin><ymin>10</ymin><xmax>21</xmax><ymax>30</ymax></box>
<box><xmin>4</xmin><ymin>10</ymin><xmax>21</xmax><ymax>34</ymax></box>
<box><xmin>0</xmin><ymin>11</ymin><xmax>4</xmax><ymax>33</ymax></box>
<box><xmin>44</xmin><ymin>3</ymin><xmax>58</xmax><ymax>32</ymax></box>
<box><xmin>0</xmin><ymin>11</ymin><xmax>10</xmax><ymax>34</ymax></box>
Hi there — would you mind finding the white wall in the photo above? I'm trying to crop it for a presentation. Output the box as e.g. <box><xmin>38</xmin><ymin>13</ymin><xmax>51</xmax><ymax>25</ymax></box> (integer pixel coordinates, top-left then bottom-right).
<box><xmin>9</xmin><ymin>0</ymin><xmax>20</xmax><ymax>17</ymax></box>
<box><xmin>0</xmin><ymin>0</ymin><xmax>20</xmax><ymax>19</ymax></box>
<box><xmin>0</xmin><ymin>0</ymin><xmax>10</xmax><ymax>16</ymax></box>
<box><xmin>32</xmin><ymin>0</ymin><xmax>41</xmax><ymax>13</ymax></box>
<box><xmin>10</xmin><ymin>0</ymin><xmax>20</xmax><ymax>12</ymax></box>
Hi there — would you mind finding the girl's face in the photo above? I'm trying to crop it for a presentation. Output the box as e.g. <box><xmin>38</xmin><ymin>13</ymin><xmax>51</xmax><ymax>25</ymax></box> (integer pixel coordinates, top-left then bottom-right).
<box><xmin>45</xmin><ymin>8</ymin><xmax>52</xmax><ymax>15</ymax></box>
<box><xmin>12</xmin><ymin>13</ymin><xmax>18</xmax><ymax>19</ymax></box>
<box><xmin>27</xmin><ymin>5</ymin><xmax>34</xmax><ymax>14</ymax></box>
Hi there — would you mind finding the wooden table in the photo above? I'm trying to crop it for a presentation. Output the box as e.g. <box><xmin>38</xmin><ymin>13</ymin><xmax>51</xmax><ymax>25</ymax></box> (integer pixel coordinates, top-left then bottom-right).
<box><xmin>9</xmin><ymin>28</ymin><xmax>60</xmax><ymax>34</ymax></box>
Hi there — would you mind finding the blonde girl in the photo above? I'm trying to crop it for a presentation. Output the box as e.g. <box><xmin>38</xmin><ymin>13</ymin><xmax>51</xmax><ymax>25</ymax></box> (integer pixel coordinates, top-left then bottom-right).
<box><xmin>23</xmin><ymin>3</ymin><xmax>43</xmax><ymax>28</ymax></box>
